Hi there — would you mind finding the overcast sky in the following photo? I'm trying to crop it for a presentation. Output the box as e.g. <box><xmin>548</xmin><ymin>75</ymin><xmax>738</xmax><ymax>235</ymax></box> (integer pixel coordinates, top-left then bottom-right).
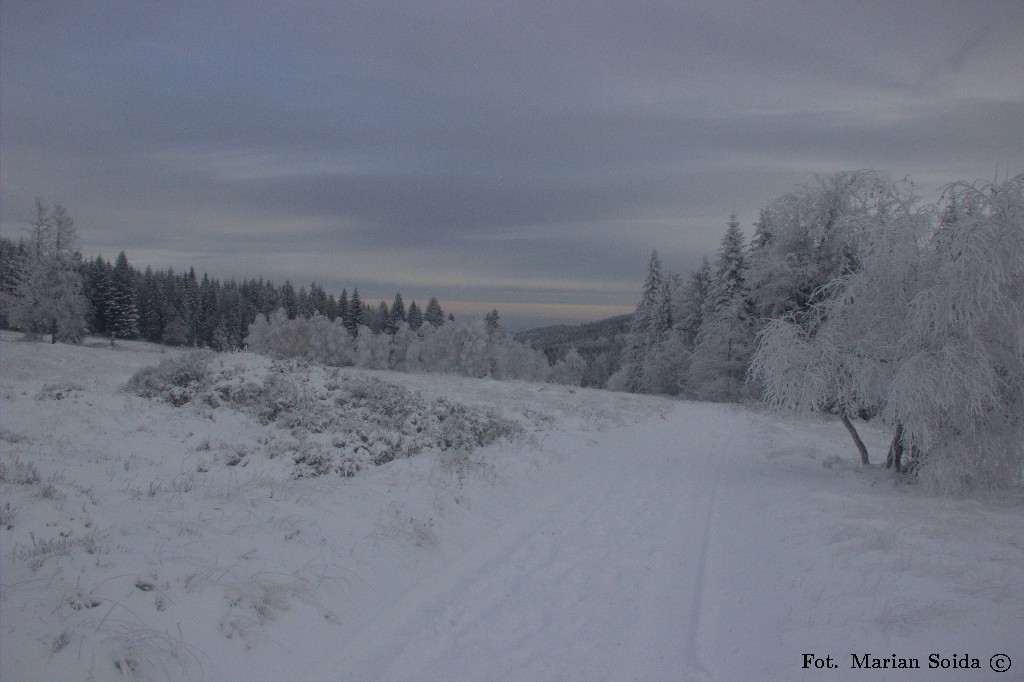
<box><xmin>2</xmin><ymin>1</ymin><xmax>1021</xmax><ymax>329</ymax></box>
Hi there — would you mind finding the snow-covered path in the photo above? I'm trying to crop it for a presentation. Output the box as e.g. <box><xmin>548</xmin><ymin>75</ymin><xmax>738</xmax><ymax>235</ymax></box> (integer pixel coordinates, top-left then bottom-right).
<box><xmin>302</xmin><ymin>397</ymin><xmax>1024</xmax><ymax>682</ymax></box>
<box><xmin>307</xmin><ymin>408</ymin><xmax>731</xmax><ymax>681</ymax></box>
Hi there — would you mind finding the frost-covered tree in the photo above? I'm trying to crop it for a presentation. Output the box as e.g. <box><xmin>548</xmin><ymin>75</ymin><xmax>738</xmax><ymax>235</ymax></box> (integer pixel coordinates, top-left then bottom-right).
<box><xmin>424</xmin><ymin>297</ymin><xmax>445</xmax><ymax>328</ymax></box>
<box><xmin>751</xmin><ymin>174</ymin><xmax>1023</xmax><ymax>491</ymax></box>
<box><xmin>618</xmin><ymin>250</ymin><xmax>671</xmax><ymax>393</ymax></box>
<box><xmin>675</xmin><ymin>257</ymin><xmax>710</xmax><ymax>351</ymax></box>
<box><xmin>280</xmin><ymin>280</ymin><xmax>298</xmax><ymax>320</ymax></box>
<box><xmin>0</xmin><ymin>238</ymin><xmax>26</xmax><ymax>329</ymax></box>
<box><xmin>386</xmin><ymin>292</ymin><xmax>406</xmax><ymax>334</ymax></box>
<box><xmin>8</xmin><ymin>200</ymin><xmax>88</xmax><ymax>343</ymax></box>
<box><xmin>337</xmin><ymin>288</ymin><xmax>350</xmax><ymax>329</ymax></box>
<box><xmin>747</xmin><ymin>171</ymin><xmax>898</xmax><ymax>321</ymax></box>
<box><xmin>107</xmin><ymin>251</ymin><xmax>140</xmax><ymax>340</ymax></box>
<box><xmin>688</xmin><ymin>216</ymin><xmax>755</xmax><ymax>401</ymax></box>
<box><xmin>484</xmin><ymin>308</ymin><xmax>501</xmax><ymax>336</ymax></box>
<box><xmin>750</xmin><ymin>178</ymin><xmax>927</xmax><ymax>464</ymax></box>
<box><xmin>406</xmin><ymin>300</ymin><xmax>423</xmax><ymax>330</ymax></box>
<box><xmin>888</xmin><ymin>176</ymin><xmax>1024</xmax><ymax>491</ymax></box>
<box><xmin>547</xmin><ymin>348</ymin><xmax>587</xmax><ymax>386</ymax></box>
<box><xmin>346</xmin><ymin>289</ymin><xmax>364</xmax><ymax>336</ymax></box>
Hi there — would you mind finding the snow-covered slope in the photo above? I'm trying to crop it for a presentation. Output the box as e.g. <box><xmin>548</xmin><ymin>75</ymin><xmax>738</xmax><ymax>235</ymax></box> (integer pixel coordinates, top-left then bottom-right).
<box><xmin>2</xmin><ymin>334</ymin><xmax>1022</xmax><ymax>681</ymax></box>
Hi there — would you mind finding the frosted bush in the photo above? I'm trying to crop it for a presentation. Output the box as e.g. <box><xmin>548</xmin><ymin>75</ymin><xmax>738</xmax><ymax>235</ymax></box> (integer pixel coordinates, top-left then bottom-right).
<box><xmin>128</xmin><ymin>354</ymin><xmax>525</xmax><ymax>477</ymax></box>
<box><xmin>125</xmin><ymin>350</ymin><xmax>215</xmax><ymax>406</ymax></box>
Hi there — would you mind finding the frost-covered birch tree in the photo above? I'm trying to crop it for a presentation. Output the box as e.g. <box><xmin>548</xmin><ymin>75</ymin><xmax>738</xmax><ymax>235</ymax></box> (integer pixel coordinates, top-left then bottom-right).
<box><xmin>888</xmin><ymin>176</ymin><xmax>1024</xmax><ymax>491</ymax></box>
<box><xmin>751</xmin><ymin>174</ymin><xmax>1023</xmax><ymax>491</ymax></box>
<box><xmin>750</xmin><ymin>177</ymin><xmax>928</xmax><ymax>464</ymax></box>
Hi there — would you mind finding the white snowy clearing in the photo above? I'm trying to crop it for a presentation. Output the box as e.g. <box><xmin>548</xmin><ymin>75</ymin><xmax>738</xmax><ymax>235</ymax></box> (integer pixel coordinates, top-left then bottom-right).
<box><xmin>2</xmin><ymin>333</ymin><xmax>1022</xmax><ymax>681</ymax></box>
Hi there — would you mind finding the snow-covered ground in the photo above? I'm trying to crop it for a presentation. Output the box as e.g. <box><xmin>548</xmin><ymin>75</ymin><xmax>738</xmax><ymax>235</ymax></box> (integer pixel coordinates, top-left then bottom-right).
<box><xmin>2</xmin><ymin>333</ymin><xmax>1022</xmax><ymax>681</ymax></box>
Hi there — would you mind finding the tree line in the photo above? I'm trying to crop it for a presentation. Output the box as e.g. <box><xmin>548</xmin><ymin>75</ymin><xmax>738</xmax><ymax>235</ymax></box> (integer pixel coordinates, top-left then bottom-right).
<box><xmin>0</xmin><ymin>207</ymin><xmax>450</xmax><ymax>350</ymax></box>
<box><xmin>616</xmin><ymin>171</ymin><xmax>1023</xmax><ymax>492</ymax></box>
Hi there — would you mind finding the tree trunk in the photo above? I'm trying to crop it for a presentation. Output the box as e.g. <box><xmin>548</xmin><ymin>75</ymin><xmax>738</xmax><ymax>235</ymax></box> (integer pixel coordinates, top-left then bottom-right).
<box><xmin>840</xmin><ymin>412</ymin><xmax>870</xmax><ymax>466</ymax></box>
<box><xmin>886</xmin><ymin>422</ymin><xmax>905</xmax><ymax>471</ymax></box>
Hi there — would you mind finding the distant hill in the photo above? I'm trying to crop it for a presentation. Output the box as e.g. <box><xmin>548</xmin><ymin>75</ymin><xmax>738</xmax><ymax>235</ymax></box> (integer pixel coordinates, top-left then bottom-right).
<box><xmin>514</xmin><ymin>314</ymin><xmax>632</xmax><ymax>387</ymax></box>
<box><xmin>515</xmin><ymin>314</ymin><xmax>631</xmax><ymax>352</ymax></box>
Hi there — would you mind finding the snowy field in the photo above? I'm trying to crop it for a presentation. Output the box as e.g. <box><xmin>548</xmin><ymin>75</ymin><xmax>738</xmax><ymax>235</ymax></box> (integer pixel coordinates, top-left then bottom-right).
<box><xmin>1</xmin><ymin>333</ymin><xmax>1022</xmax><ymax>681</ymax></box>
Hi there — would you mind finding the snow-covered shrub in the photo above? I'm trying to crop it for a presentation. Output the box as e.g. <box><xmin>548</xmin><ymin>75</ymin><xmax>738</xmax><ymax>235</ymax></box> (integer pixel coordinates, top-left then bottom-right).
<box><xmin>127</xmin><ymin>354</ymin><xmax>525</xmax><ymax>478</ymax></box>
<box><xmin>125</xmin><ymin>350</ymin><xmax>215</xmax><ymax>406</ymax></box>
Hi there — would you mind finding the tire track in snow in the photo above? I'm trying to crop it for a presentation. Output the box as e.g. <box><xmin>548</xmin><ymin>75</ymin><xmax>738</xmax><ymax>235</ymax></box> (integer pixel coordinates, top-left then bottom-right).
<box><xmin>304</xmin><ymin>402</ymin><xmax>730</xmax><ymax>681</ymax></box>
<box><xmin>681</xmin><ymin>428</ymin><xmax>729</xmax><ymax>681</ymax></box>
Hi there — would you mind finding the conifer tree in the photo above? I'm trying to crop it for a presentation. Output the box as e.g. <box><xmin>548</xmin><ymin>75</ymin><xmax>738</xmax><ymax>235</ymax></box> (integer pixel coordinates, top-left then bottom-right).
<box><xmin>676</xmin><ymin>257</ymin><xmax>711</xmax><ymax>351</ymax></box>
<box><xmin>137</xmin><ymin>266</ymin><xmax>165</xmax><ymax>342</ymax></box>
<box><xmin>280</xmin><ymin>280</ymin><xmax>298</xmax><ymax>320</ymax></box>
<box><xmin>406</xmin><ymin>300</ymin><xmax>423</xmax><ymax>330</ymax></box>
<box><xmin>337</xmin><ymin>288</ymin><xmax>350</xmax><ymax>328</ymax></box>
<box><xmin>689</xmin><ymin>216</ymin><xmax>755</xmax><ymax>401</ymax></box>
<box><xmin>82</xmin><ymin>256</ymin><xmax>113</xmax><ymax>337</ymax></box>
<box><xmin>386</xmin><ymin>292</ymin><xmax>406</xmax><ymax>334</ymax></box>
<box><xmin>375</xmin><ymin>300</ymin><xmax>390</xmax><ymax>333</ymax></box>
<box><xmin>621</xmin><ymin>249</ymin><xmax>670</xmax><ymax>393</ymax></box>
<box><xmin>308</xmin><ymin>282</ymin><xmax>330</xmax><ymax>318</ymax></box>
<box><xmin>107</xmin><ymin>251</ymin><xmax>140</xmax><ymax>340</ymax></box>
<box><xmin>424</xmin><ymin>297</ymin><xmax>445</xmax><ymax>327</ymax></box>
<box><xmin>0</xmin><ymin>238</ymin><xmax>26</xmax><ymax>329</ymax></box>
<box><xmin>484</xmin><ymin>308</ymin><xmax>501</xmax><ymax>336</ymax></box>
<box><xmin>347</xmin><ymin>289</ymin><xmax>364</xmax><ymax>336</ymax></box>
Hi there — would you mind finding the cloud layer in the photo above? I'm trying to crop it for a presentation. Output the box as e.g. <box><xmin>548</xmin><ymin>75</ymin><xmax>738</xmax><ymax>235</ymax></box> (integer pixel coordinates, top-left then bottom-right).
<box><xmin>2</xmin><ymin>1</ymin><xmax>1021</xmax><ymax>328</ymax></box>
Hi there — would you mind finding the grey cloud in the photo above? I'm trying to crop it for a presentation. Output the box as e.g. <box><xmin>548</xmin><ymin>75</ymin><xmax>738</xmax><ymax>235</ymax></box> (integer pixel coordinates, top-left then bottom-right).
<box><xmin>2</xmin><ymin>1</ymin><xmax>1022</xmax><ymax>327</ymax></box>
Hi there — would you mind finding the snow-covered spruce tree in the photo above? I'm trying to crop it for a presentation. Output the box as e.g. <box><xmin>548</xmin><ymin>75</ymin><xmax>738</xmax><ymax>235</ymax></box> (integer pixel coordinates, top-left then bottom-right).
<box><xmin>424</xmin><ymin>296</ymin><xmax>445</xmax><ymax>328</ymax></box>
<box><xmin>406</xmin><ymin>300</ymin><xmax>423</xmax><ymax>330</ymax></box>
<box><xmin>337</xmin><ymin>288</ymin><xmax>350</xmax><ymax>330</ymax></box>
<box><xmin>308</xmin><ymin>282</ymin><xmax>331</xmax><ymax>319</ymax></box>
<box><xmin>8</xmin><ymin>200</ymin><xmax>88</xmax><ymax>343</ymax></box>
<box><xmin>385</xmin><ymin>292</ymin><xmax>406</xmax><ymax>334</ymax></box>
<box><xmin>107</xmin><ymin>251</ymin><xmax>140</xmax><ymax>340</ymax></box>
<box><xmin>675</xmin><ymin>256</ymin><xmax>711</xmax><ymax>352</ymax></box>
<box><xmin>346</xmin><ymin>288</ymin><xmax>364</xmax><ymax>336</ymax></box>
<box><xmin>82</xmin><ymin>255</ymin><xmax>113</xmax><ymax>336</ymax></box>
<box><xmin>280</xmin><ymin>280</ymin><xmax>298</xmax><ymax>320</ymax></box>
<box><xmin>688</xmin><ymin>215</ymin><xmax>756</xmax><ymax>402</ymax></box>
<box><xmin>617</xmin><ymin>249</ymin><xmax>672</xmax><ymax>393</ymax></box>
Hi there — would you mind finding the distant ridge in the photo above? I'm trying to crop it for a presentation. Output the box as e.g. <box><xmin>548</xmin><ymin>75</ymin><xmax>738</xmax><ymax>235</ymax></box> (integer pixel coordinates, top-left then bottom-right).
<box><xmin>514</xmin><ymin>314</ymin><xmax>631</xmax><ymax>387</ymax></box>
<box><xmin>514</xmin><ymin>314</ymin><xmax>631</xmax><ymax>352</ymax></box>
